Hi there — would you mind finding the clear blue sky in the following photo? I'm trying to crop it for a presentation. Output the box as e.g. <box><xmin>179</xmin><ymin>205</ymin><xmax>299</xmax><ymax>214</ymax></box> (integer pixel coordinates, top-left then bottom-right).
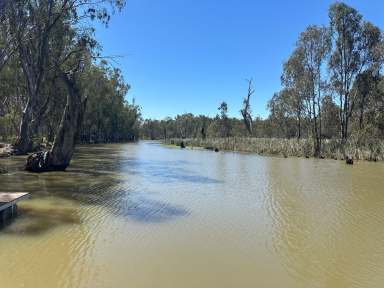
<box><xmin>95</xmin><ymin>0</ymin><xmax>384</xmax><ymax>120</ymax></box>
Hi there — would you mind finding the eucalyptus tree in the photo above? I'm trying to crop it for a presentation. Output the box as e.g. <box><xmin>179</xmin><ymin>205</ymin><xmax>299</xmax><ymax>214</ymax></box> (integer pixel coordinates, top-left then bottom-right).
<box><xmin>218</xmin><ymin>101</ymin><xmax>231</xmax><ymax>137</ymax></box>
<box><xmin>0</xmin><ymin>1</ymin><xmax>23</xmax><ymax>141</ymax></box>
<box><xmin>267</xmin><ymin>91</ymin><xmax>294</xmax><ymax>138</ymax></box>
<box><xmin>281</xmin><ymin>48</ymin><xmax>307</xmax><ymax>139</ymax></box>
<box><xmin>5</xmin><ymin>0</ymin><xmax>125</xmax><ymax>154</ymax></box>
<box><xmin>25</xmin><ymin>26</ymin><xmax>94</xmax><ymax>171</ymax></box>
<box><xmin>354</xmin><ymin>74</ymin><xmax>384</xmax><ymax>139</ymax></box>
<box><xmin>6</xmin><ymin>0</ymin><xmax>64</xmax><ymax>153</ymax></box>
<box><xmin>79</xmin><ymin>64</ymin><xmax>140</xmax><ymax>143</ymax></box>
<box><xmin>0</xmin><ymin>0</ymin><xmax>18</xmax><ymax>76</ymax></box>
<box><xmin>354</xmin><ymin>71</ymin><xmax>382</xmax><ymax>130</ymax></box>
<box><xmin>160</xmin><ymin>117</ymin><xmax>169</xmax><ymax>139</ymax></box>
<box><xmin>19</xmin><ymin>0</ymin><xmax>126</xmax><ymax>172</ymax></box>
<box><xmin>321</xmin><ymin>95</ymin><xmax>339</xmax><ymax>139</ymax></box>
<box><xmin>296</xmin><ymin>25</ymin><xmax>331</xmax><ymax>156</ymax></box>
<box><xmin>198</xmin><ymin>115</ymin><xmax>210</xmax><ymax>139</ymax></box>
<box><xmin>280</xmin><ymin>25</ymin><xmax>331</xmax><ymax>152</ymax></box>
<box><xmin>328</xmin><ymin>2</ymin><xmax>383</xmax><ymax>142</ymax></box>
<box><xmin>240</xmin><ymin>79</ymin><xmax>254</xmax><ymax>136</ymax></box>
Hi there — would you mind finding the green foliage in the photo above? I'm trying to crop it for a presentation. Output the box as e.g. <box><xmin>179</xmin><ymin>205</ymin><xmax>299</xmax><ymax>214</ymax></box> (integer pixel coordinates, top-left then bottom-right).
<box><xmin>272</xmin><ymin>2</ymin><xmax>384</xmax><ymax>155</ymax></box>
<box><xmin>79</xmin><ymin>64</ymin><xmax>141</xmax><ymax>143</ymax></box>
<box><xmin>0</xmin><ymin>0</ymin><xmax>140</xmax><ymax>145</ymax></box>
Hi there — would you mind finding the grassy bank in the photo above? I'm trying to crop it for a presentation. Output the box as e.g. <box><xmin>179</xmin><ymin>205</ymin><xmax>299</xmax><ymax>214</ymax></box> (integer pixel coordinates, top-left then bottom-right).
<box><xmin>164</xmin><ymin>137</ymin><xmax>384</xmax><ymax>161</ymax></box>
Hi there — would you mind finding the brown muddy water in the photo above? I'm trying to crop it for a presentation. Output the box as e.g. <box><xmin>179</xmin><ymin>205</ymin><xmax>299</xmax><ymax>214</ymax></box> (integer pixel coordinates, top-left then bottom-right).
<box><xmin>1</xmin><ymin>142</ymin><xmax>384</xmax><ymax>288</ymax></box>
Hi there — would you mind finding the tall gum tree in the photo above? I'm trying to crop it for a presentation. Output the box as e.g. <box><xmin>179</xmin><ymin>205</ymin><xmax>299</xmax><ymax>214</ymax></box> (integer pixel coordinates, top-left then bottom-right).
<box><xmin>19</xmin><ymin>0</ymin><xmax>126</xmax><ymax>172</ymax></box>
<box><xmin>297</xmin><ymin>25</ymin><xmax>331</xmax><ymax>157</ymax></box>
<box><xmin>5</xmin><ymin>0</ymin><xmax>125</xmax><ymax>155</ymax></box>
<box><xmin>328</xmin><ymin>2</ymin><xmax>383</xmax><ymax>142</ymax></box>
<box><xmin>281</xmin><ymin>48</ymin><xmax>307</xmax><ymax>140</ymax></box>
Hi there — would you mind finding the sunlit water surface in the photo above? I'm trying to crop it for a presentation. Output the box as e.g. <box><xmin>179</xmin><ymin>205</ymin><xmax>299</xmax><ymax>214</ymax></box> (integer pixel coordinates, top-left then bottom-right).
<box><xmin>1</xmin><ymin>142</ymin><xmax>384</xmax><ymax>288</ymax></box>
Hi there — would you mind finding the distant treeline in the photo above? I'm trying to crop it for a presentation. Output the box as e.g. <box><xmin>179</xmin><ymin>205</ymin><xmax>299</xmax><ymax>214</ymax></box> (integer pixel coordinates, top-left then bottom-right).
<box><xmin>141</xmin><ymin>2</ymin><xmax>384</xmax><ymax>158</ymax></box>
<box><xmin>76</xmin><ymin>64</ymin><xmax>141</xmax><ymax>144</ymax></box>
<box><xmin>140</xmin><ymin>111</ymin><xmax>341</xmax><ymax>140</ymax></box>
<box><xmin>0</xmin><ymin>62</ymin><xmax>141</xmax><ymax>144</ymax></box>
<box><xmin>0</xmin><ymin>54</ymin><xmax>140</xmax><ymax>145</ymax></box>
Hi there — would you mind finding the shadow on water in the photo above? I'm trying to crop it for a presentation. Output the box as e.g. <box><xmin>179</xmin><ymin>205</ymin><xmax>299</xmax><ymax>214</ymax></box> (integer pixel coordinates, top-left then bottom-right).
<box><xmin>3</xmin><ymin>206</ymin><xmax>80</xmax><ymax>236</ymax></box>
<box><xmin>119</xmin><ymin>197</ymin><xmax>189</xmax><ymax>223</ymax></box>
<box><xmin>0</xmin><ymin>143</ymin><xmax>221</xmax><ymax>234</ymax></box>
<box><xmin>1</xmin><ymin>182</ymin><xmax>189</xmax><ymax>236</ymax></box>
<box><xmin>0</xmin><ymin>174</ymin><xmax>191</xmax><ymax>235</ymax></box>
<box><xmin>45</xmin><ymin>182</ymin><xmax>190</xmax><ymax>224</ymax></box>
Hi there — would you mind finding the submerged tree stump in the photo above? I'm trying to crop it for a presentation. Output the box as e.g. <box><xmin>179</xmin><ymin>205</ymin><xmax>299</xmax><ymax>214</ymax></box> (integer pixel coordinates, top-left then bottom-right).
<box><xmin>346</xmin><ymin>156</ymin><xmax>354</xmax><ymax>165</ymax></box>
<box><xmin>25</xmin><ymin>151</ymin><xmax>55</xmax><ymax>172</ymax></box>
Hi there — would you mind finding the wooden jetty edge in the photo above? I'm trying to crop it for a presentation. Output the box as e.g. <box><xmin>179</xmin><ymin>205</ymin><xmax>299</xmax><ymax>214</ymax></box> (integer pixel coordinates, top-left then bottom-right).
<box><xmin>0</xmin><ymin>192</ymin><xmax>30</xmax><ymax>226</ymax></box>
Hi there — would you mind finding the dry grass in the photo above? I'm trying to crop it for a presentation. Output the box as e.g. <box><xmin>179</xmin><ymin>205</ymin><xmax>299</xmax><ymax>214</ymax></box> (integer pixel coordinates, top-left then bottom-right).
<box><xmin>165</xmin><ymin>137</ymin><xmax>384</xmax><ymax>161</ymax></box>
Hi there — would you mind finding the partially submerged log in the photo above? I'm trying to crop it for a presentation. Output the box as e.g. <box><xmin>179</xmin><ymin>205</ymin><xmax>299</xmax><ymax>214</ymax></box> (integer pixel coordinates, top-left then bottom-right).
<box><xmin>204</xmin><ymin>146</ymin><xmax>219</xmax><ymax>152</ymax></box>
<box><xmin>25</xmin><ymin>151</ymin><xmax>52</xmax><ymax>172</ymax></box>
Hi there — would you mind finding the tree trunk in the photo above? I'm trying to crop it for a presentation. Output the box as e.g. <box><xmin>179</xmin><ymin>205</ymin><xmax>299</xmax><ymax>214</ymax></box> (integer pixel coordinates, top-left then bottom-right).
<box><xmin>25</xmin><ymin>73</ymin><xmax>86</xmax><ymax>172</ymax></box>
<box><xmin>11</xmin><ymin>0</ymin><xmax>55</xmax><ymax>155</ymax></box>
<box><xmin>296</xmin><ymin>108</ymin><xmax>301</xmax><ymax>140</ymax></box>
<box><xmin>13</xmin><ymin>100</ymin><xmax>33</xmax><ymax>155</ymax></box>
<box><xmin>242</xmin><ymin>116</ymin><xmax>253</xmax><ymax>136</ymax></box>
<box><xmin>12</xmin><ymin>51</ymin><xmax>39</xmax><ymax>155</ymax></box>
<box><xmin>201</xmin><ymin>127</ymin><xmax>206</xmax><ymax>140</ymax></box>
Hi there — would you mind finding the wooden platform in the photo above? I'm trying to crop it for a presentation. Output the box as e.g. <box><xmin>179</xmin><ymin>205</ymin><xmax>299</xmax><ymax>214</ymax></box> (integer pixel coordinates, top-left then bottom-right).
<box><xmin>0</xmin><ymin>192</ymin><xmax>30</xmax><ymax>226</ymax></box>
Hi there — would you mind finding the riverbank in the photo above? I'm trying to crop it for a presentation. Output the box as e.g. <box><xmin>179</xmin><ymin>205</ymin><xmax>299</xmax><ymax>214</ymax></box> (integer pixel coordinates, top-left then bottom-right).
<box><xmin>164</xmin><ymin>137</ymin><xmax>384</xmax><ymax>161</ymax></box>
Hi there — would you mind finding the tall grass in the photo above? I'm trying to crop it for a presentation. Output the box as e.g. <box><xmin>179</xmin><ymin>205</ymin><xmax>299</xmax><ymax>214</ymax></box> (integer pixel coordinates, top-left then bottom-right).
<box><xmin>165</xmin><ymin>137</ymin><xmax>384</xmax><ymax>161</ymax></box>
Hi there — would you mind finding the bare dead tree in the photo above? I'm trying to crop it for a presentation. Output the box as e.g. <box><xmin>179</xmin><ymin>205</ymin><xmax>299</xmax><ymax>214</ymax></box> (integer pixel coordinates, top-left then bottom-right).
<box><xmin>241</xmin><ymin>78</ymin><xmax>254</xmax><ymax>136</ymax></box>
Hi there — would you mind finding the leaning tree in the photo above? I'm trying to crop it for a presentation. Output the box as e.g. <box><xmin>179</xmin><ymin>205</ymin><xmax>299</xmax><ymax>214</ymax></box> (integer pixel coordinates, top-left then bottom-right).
<box><xmin>3</xmin><ymin>0</ymin><xmax>125</xmax><ymax>155</ymax></box>
<box><xmin>19</xmin><ymin>0</ymin><xmax>126</xmax><ymax>172</ymax></box>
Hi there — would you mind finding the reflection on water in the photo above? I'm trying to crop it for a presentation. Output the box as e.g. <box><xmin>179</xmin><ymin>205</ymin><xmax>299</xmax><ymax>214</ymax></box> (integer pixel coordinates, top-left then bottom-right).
<box><xmin>1</xmin><ymin>142</ymin><xmax>384</xmax><ymax>288</ymax></box>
